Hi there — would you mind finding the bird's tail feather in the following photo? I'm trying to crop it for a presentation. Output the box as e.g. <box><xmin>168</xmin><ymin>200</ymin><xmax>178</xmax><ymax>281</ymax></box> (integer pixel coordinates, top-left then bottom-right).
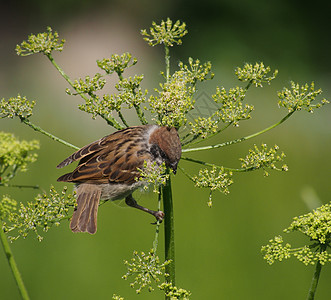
<box><xmin>70</xmin><ymin>184</ymin><xmax>101</xmax><ymax>234</ymax></box>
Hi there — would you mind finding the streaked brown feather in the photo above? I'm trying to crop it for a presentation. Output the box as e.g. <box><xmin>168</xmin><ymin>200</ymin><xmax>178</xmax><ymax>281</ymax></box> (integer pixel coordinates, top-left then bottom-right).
<box><xmin>57</xmin><ymin>125</ymin><xmax>154</xmax><ymax>185</ymax></box>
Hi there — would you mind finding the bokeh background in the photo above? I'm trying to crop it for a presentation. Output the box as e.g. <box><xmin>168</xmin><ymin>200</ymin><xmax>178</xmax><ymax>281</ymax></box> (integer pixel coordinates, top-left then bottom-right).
<box><xmin>1</xmin><ymin>0</ymin><xmax>330</xmax><ymax>299</ymax></box>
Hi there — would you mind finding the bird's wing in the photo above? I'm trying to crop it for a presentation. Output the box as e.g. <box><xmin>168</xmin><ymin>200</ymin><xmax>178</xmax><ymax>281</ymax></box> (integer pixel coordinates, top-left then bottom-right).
<box><xmin>57</xmin><ymin>126</ymin><xmax>152</xmax><ymax>184</ymax></box>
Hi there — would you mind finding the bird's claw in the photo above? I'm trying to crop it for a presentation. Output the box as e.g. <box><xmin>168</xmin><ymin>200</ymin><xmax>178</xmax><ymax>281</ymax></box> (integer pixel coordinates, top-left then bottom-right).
<box><xmin>151</xmin><ymin>211</ymin><xmax>165</xmax><ymax>225</ymax></box>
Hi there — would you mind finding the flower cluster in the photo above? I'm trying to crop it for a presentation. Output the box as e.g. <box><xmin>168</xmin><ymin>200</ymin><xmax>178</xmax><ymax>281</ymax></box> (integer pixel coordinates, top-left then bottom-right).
<box><xmin>141</xmin><ymin>18</ymin><xmax>188</xmax><ymax>47</ymax></box>
<box><xmin>77</xmin><ymin>94</ymin><xmax>118</xmax><ymax>121</ymax></box>
<box><xmin>213</xmin><ymin>86</ymin><xmax>253</xmax><ymax>126</ymax></box>
<box><xmin>158</xmin><ymin>282</ymin><xmax>191</xmax><ymax>300</ymax></box>
<box><xmin>97</xmin><ymin>52</ymin><xmax>137</xmax><ymax>77</ymax></box>
<box><xmin>285</xmin><ymin>201</ymin><xmax>331</xmax><ymax>244</ymax></box>
<box><xmin>178</xmin><ymin>58</ymin><xmax>214</xmax><ymax>85</ymax></box>
<box><xmin>67</xmin><ymin>73</ymin><xmax>106</xmax><ymax>96</ymax></box>
<box><xmin>235</xmin><ymin>62</ymin><xmax>278</xmax><ymax>88</ymax></box>
<box><xmin>0</xmin><ymin>195</ymin><xmax>17</xmax><ymax>221</ymax></box>
<box><xmin>262</xmin><ymin>202</ymin><xmax>331</xmax><ymax>266</ymax></box>
<box><xmin>149</xmin><ymin>71</ymin><xmax>195</xmax><ymax>128</ymax></box>
<box><xmin>278</xmin><ymin>81</ymin><xmax>329</xmax><ymax>113</ymax></box>
<box><xmin>116</xmin><ymin>75</ymin><xmax>148</xmax><ymax>109</ymax></box>
<box><xmin>16</xmin><ymin>27</ymin><xmax>65</xmax><ymax>56</ymax></box>
<box><xmin>0</xmin><ymin>95</ymin><xmax>35</xmax><ymax>120</ymax></box>
<box><xmin>239</xmin><ymin>144</ymin><xmax>288</xmax><ymax>176</ymax></box>
<box><xmin>0</xmin><ymin>132</ymin><xmax>39</xmax><ymax>185</ymax></box>
<box><xmin>75</xmin><ymin>58</ymin><xmax>147</xmax><ymax>127</ymax></box>
<box><xmin>136</xmin><ymin>161</ymin><xmax>169</xmax><ymax>194</ymax></box>
<box><xmin>189</xmin><ymin>116</ymin><xmax>219</xmax><ymax>139</ymax></box>
<box><xmin>2</xmin><ymin>186</ymin><xmax>75</xmax><ymax>242</ymax></box>
<box><xmin>192</xmin><ymin>166</ymin><xmax>233</xmax><ymax>207</ymax></box>
<box><xmin>122</xmin><ymin>249</ymin><xmax>170</xmax><ymax>293</ymax></box>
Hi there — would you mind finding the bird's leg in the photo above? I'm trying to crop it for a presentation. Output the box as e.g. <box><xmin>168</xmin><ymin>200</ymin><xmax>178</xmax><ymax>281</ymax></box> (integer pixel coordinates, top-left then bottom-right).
<box><xmin>125</xmin><ymin>194</ymin><xmax>164</xmax><ymax>223</ymax></box>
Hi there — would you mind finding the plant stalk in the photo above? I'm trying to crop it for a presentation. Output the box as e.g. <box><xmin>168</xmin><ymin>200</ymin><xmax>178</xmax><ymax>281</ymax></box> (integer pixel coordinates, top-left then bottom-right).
<box><xmin>0</xmin><ymin>222</ymin><xmax>30</xmax><ymax>300</ymax></box>
<box><xmin>152</xmin><ymin>190</ymin><xmax>162</xmax><ymax>253</ymax></box>
<box><xmin>165</xmin><ymin>46</ymin><xmax>170</xmax><ymax>82</ymax></box>
<box><xmin>306</xmin><ymin>245</ymin><xmax>326</xmax><ymax>300</ymax></box>
<box><xmin>162</xmin><ymin>172</ymin><xmax>175</xmax><ymax>290</ymax></box>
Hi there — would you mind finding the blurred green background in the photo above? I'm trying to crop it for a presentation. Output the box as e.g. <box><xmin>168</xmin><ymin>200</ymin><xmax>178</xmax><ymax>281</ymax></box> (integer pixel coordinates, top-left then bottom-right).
<box><xmin>1</xmin><ymin>0</ymin><xmax>330</xmax><ymax>299</ymax></box>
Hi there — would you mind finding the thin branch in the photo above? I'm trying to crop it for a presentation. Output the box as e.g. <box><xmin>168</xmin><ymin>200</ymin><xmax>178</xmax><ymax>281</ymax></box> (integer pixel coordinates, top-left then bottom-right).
<box><xmin>165</xmin><ymin>45</ymin><xmax>170</xmax><ymax>83</ymax></box>
<box><xmin>177</xmin><ymin>165</ymin><xmax>195</xmax><ymax>183</ymax></box>
<box><xmin>20</xmin><ymin>117</ymin><xmax>79</xmax><ymax>150</ymax></box>
<box><xmin>182</xmin><ymin>110</ymin><xmax>296</xmax><ymax>153</ymax></box>
<box><xmin>182</xmin><ymin>122</ymin><xmax>233</xmax><ymax>147</ymax></box>
<box><xmin>117</xmin><ymin>110</ymin><xmax>130</xmax><ymax>127</ymax></box>
<box><xmin>152</xmin><ymin>190</ymin><xmax>162</xmax><ymax>253</ymax></box>
<box><xmin>0</xmin><ymin>184</ymin><xmax>40</xmax><ymax>189</ymax></box>
<box><xmin>133</xmin><ymin>103</ymin><xmax>148</xmax><ymax>125</ymax></box>
<box><xmin>181</xmin><ymin>156</ymin><xmax>257</xmax><ymax>172</ymax></box>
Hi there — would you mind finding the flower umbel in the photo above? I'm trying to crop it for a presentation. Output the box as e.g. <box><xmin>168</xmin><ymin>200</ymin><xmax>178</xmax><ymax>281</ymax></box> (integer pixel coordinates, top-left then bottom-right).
<box><xmin>178</xmin><ymin>58</ymin><xmax>214</xmax><ymax>85</ymax></box>
<box><xmin>213</xmin><ymin>86</ymin><xmax>254</xmax><ymax>126</ymax></box>
<box><xmin>239</xmin><ymin>144</ymin><xmax>287</xmax><ymax>176</ymax></box>
<box><xmin>16</xmin><ymin>27</ymin><xmax>65</xmax><ymax>56</ymax></box>
<box><xmin>2</xmin><ymin>186</ymin><xmax>75</xmax><ymax>242</ymax></box>
<box><xmin>235</xmin><ymin>62</ymin><xmax>278</xmax><ymax>88</ymax></box>
<box><xmin>67</xmin><ymin>73</ymin><xmax>106</xmax><ymax>96</ymax></box>
<box><xmin>285</xmin><ymin>202</ymin><xmax>331</xmax><ymax>245</ymax></box>
<box><xmin>149</xmin><ymin>71</ymin><xmax>195</xmax><ymax>128</ymax></box>
<box><xmin>192</xmin><ymin>166</ymin><xmax>233</xmax><ymax>207</ymax></box>
<box><xmin>189</xmin><ymin>116</ymin><xmax>219</xmax><ymax>139</ymax></box>
<box><xmin>158</xmin><ymin>282</ymin><xmax>191</xmax><ymax>299</ymax></box>
<box><xmin>262</xmin><ymin>201</ymin><xmax>331</xmax><ymax>266</ymax></box>
<box><xmin>278</xmin><ymin>81</ymin><xmax>329</xmax><ymax>113</ymax></box>
<box><xmin>0</xmin><ymin>95</ymin><xmax>35</xmax><ymax>120</ymax></box>
<box><xmin>97</xmin><ymin>52</ymin><xmax>137</xmax><ymax>77</ymax></box>
<box><xmin>141</xmin><ymin>18</ymin><xmax>188</xmax><ymax>47</ymax></box>
<box><xmin>122</xmin><ymin>249</ymin><xmax>170</xmax><ymax>294</ymax></box>
<box><xmin>0</xmin><ymin>132</ymin><xmax>39</xmax><ymax>185</ymax></box>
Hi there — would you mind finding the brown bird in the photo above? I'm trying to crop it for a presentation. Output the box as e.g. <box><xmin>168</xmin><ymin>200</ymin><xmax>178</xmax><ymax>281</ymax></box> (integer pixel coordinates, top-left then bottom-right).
<box><xmin>57</xmin><ymin>125</ymin><xmax>181</xmax><ymax>234</ymax></box>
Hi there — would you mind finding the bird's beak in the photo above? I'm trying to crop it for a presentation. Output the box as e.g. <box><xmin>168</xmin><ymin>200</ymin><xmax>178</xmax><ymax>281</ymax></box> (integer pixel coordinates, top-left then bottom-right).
<box><xmin>171</xmin><ymin>162</ymin><xmax>178</xmax><ymax>174</ymax></box>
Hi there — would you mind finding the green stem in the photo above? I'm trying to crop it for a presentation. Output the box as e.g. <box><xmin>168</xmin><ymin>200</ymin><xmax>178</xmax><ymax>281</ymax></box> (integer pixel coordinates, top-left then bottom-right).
<box><xmin>20</xmin><ymin>118</ymin><xmax>79</xmax><ymax>151</ymax></box>
<box><xmin>245</xmin><ymin>80</ymin><xmax>253</xmax><ymax>91</ymax></box>
<box><xmin>182</xmin><ymin>122</ymin><xmax>233</xmax><ymax>147</ymax></box>
<box><xmin>152</xmin><ymin>190</ymin><xmax>162</xmax><ymax>252</ymax></box>
<box><xmin>0</xmin><ymin>183</ymin><xmax>39</xmax><ymax>189</ymax></box>
<box><xmin>162</xmin><ymin>172</ymin><xmax>175</xmax><ymax>290</ymax></box>
<box><xmin>133</xmin><ymin>104</ymin><xmax>148</xmax><ymax>125</ymax></box>
<box><xmin>182</xmin><ymin>110</ymin><xmax>296</xmax><ymax>153</ymax></box>
<box><xmin>0</xmin><ymin>221</ymin><xmax>30</xmax><ymax>300</ymax></box>
<box><xmin>181</xmin><ymin>156</ymin><xmax>257</xmax><ymax>172</ymax></box>
<box><xmin>117</xmin><ymin>110</ymin><xmax>129</xmax><ymax>127</ymax></box>
<box><xmin>165</xmin><ymin>46</ymin><xmax>170</xmax><ymax>83</ymax></box>
<box><xmin>306</xmin><ymin>245</ymin><xmax>326</xmax><ymax>300</ymax></box>
<box><xmin>46</xmin><ymin>54</ymin><xmax>75</xmax><ymax>86</ymax></box>
<box><xmin>177</xmin><ymin>165</ymin><xmax>195</xmax><ymax>183</ymax></box>
<box><xmin>163</xmin><ymin>44</ymin><xmax>174</xmax><ymax>300</ymax></box>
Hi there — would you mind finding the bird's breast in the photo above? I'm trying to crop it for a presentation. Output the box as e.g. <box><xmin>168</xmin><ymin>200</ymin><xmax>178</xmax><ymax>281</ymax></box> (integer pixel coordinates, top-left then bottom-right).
<box><xmin>98</xmin><ymin>181</ymin><xmax>144</xmax><ymax>201</ymax></box>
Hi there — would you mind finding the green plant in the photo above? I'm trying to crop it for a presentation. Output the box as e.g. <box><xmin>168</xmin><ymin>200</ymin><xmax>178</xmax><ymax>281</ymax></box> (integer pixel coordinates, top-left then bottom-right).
<box><xmin>262</xmin><ymin>201</ymin><xmax>331</xmax><ymax>299</ymax></box>
<box><xmin>1</xmin><ymin>19</ymin><xmax>328</xmax><ymax>299</ymax></box>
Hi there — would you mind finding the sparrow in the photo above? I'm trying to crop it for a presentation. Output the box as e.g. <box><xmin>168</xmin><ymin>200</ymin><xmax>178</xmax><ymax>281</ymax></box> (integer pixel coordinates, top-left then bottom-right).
<box><xmin>56</xmin><ymin>125</ymin><xmax>181</xmax><ymax>234</ymax></box>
